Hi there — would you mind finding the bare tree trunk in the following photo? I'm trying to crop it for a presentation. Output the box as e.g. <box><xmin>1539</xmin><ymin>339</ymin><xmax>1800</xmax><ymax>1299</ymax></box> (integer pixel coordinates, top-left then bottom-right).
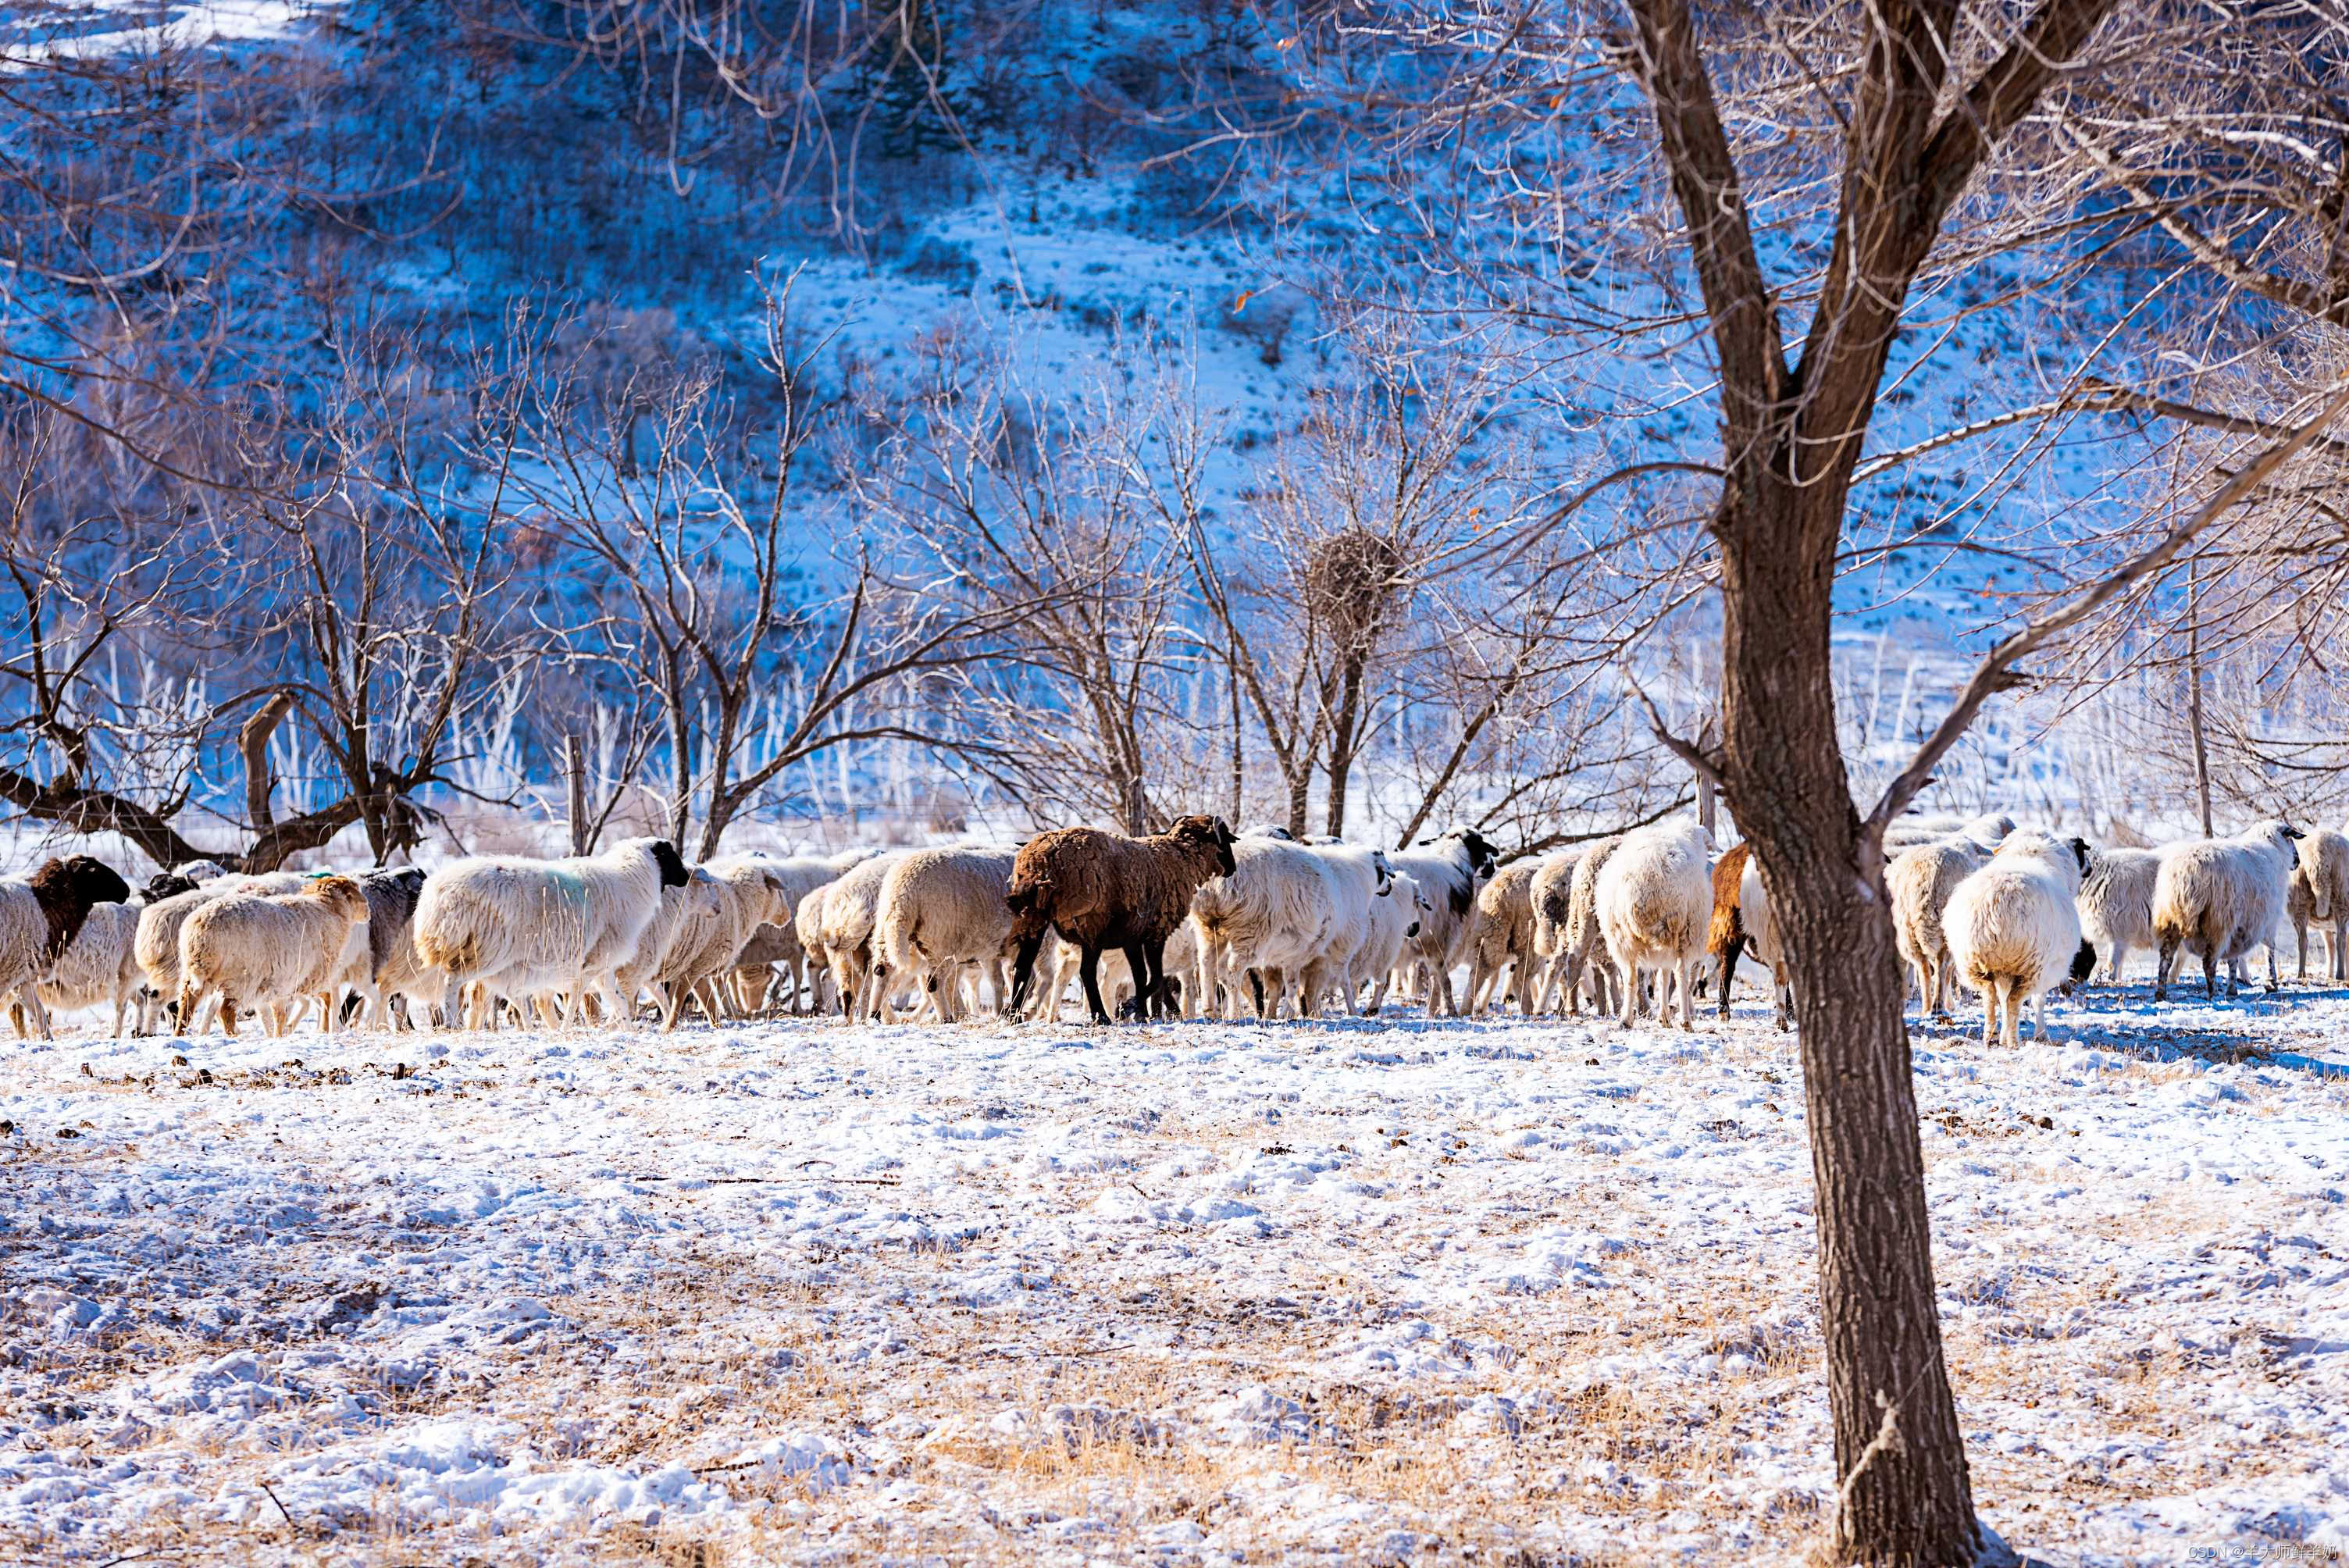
<box><xmin>1323</xmin><ymin>655</ymin><xmax>1367</xmax><ymax>839</ymax></box>
<box><xmin>566</xmin><ymin>733</ymin><xmax>590</xmax><ymax>856</ymax></box>
<box><xmin>2187</xmin><ymin>561</ymin><xmax>2213</xmax><ymax>836</ymax></box>
<box><xmin>1695</xmin><ymin>715</ymin><xmax>1718</xmax><ymax>839</ymax></box>
<box><xmin>1719</xmin><ymin>494</ymin><xmax>1976</xmax><ymax>1566</ymax></box>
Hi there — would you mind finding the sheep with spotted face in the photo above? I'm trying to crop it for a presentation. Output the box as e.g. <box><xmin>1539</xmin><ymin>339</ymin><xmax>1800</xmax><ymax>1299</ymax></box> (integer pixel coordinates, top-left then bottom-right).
<box><xmin>1006</xmin><ymin>816</ymin><xmax>1237</xmax><ymax>1025</ymax></box>
<box><xmin>1354</xmin><ymin>871</ymin><xmax>1428</xmax><ymax>1015</ymax></box>
<box><xmin>1387</xmin><ymin>828</ymin><xmax>1499</xmax><ymax>1016</ymax></box>
<box><xmin>1293</xmin><ymin>840</ymin><xmax>1395</xmax><ymax>1017</ymax></box>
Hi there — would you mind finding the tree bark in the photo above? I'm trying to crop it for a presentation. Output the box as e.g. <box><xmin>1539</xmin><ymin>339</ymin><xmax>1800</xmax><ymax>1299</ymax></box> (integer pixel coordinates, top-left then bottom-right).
<box><xmin>1717</xmin><ymin>494</ymin><xmax>1976</xmax><ymax>1563</ymax></box>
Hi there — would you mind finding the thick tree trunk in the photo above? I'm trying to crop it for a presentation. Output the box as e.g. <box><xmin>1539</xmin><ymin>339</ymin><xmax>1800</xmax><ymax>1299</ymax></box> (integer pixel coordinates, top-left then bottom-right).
<box><xmin>1718</xmin><ymin>499</ymin><xmax>1977</xmax><ymax>1565</ymax></box>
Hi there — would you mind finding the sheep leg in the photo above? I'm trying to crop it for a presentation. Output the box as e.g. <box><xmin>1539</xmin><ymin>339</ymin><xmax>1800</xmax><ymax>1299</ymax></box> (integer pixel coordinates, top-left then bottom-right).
<box><xmin>2153</xmin><ymin>938</ymin><xmax>2177</xmax><ymax>1002</ymax></box>
<box><xmin>2031</xmin><ymin>985</ymin><xmax>2048</xmax><ymax>1044</ymax></box>
<box><xmin>1609</xmin><ymin>944</ymin><xmax>1638</xmax><ymax>1028</ymax></box>
<box><xmin>1674</xmin><ymin>955</ymin><xmax>1696</xmax><ymax>1030</ymax></box>
<box><xmin>1466</xmin><ymin>957</ymin><xmax>1494</xmax><ymax>1017</ymax></box>
<box><xmin>2105</xmin><ymin>941</ymin><xmax>2126</xmax><ymax>986</ymax></box>
<box><xmin>2333</xmin><ymin>922</ymin><xmax>2347</xmax><ymax>984</ymax></box>
<box><xmin>1999</xmin><ymin>981</ymin><xmax>2022</xmax><ymax>1049</ymax></box>
<box><xmin>1076</xmin><ymin>946</ymin><xmax>1112</xmax><ymax>1026</ymax></box>
<box><xmin>1716</xmin><ymin>935</ymin><xmax>1744</xmax><ymax>1021</ymax></box>
<box><xmin>1979</xmin><ymin>982</ymin><xmax>1995</xmax><ymax>1046</ymax></box>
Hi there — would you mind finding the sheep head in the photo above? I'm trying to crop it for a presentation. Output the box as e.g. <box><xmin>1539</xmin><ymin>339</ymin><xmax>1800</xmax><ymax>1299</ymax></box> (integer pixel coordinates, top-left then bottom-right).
<box><xmin>648</xmin><ymin>839</ymin><xmax>691</xmax><ymax>888</ymax></box>
<box><xmin>1164</xmin><ymin>814</ymin><xmax>1237</xmax><ymax>878</ymax></box>
<box><xmin>1428</xmin><ymin>826</ymin><xmax>1499</xmax><ymax>879</ymax></box>
<box><xmin>27</xmin><ymin>856</ymin><xmax>132</xmax><ymax>958</ymax></box>
<box><xmin>143</xmin><ymin>871</ymin><xmax>201</xmax><ymax>903</ymax></box>
<box><xmin>305</xmin><ymin>874</ymin><xmax>370</xmax><ymax>923</ymax></box>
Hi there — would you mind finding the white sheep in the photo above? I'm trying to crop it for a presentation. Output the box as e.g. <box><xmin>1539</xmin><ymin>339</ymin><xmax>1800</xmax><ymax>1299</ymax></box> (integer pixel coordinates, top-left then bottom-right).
<box><xmin>605</xmin><ymin>871</ymin><xmax>705</xmax><ymax>1028</ymax></box>
<box><xmin>178</xmin><ymin>875</ymin><xmax>372</xmax><ymax>1038</ymax></box>
<box><xmin>1353</xmin><ymin>871</ymin><xmax>1428</xmax><ymax>1015</ymax></box>
<box><xmin>1554</xmin><ymin>835</ymin><xmax>1625</xmax><ymax>1017</ymax></box>
<box><xmin>2076</xmin><ymin>846</ymin><xmax>2162</xmax><ymax>985</ymax></box>
<box><xmin>792</xmin><ymin>881</ymin><xmax>838</xmax><ymax>1015</ymax></box>
<box><xmin>0</xmin><ymin>858</ymin><xmax>134</xmax><ymax>1039</ymax></box>
<box><xmin>2285</xmin><ymin>828</ymin><xmax>2349</xmax><ymax>982</ymax></box>
<box><xmin>1291</xmin><ymin>841</ymin><xmax>1393</xmax><ymax>1016</ymax></box>
<box><xmin>413</xmin><ymin>837</ymin><xmax>691</xmax><ymax>1030</ymax></box>
<box><xmin>1464</xmin><ymin>859</ymin><xmax>1541</xmax><ymax>1015</ymax></box>
<box><xmin>658</xmin><ymin>861</ymin><xmax>795</xmax><ymax>1028</ymax></box>
<box><xmin>1595</xmin><ymin>820</ymin><xmax>1713</xmax><ymax>1030</ymax></box>
<box><xmin>30</xmin><ymin>903</ymin><xmax>144</xmax><ymax>1038</ymax></box>
<box><xmin>1189</xmin><ymin>836</ymin><xmax>1339</xmax><ymax>1019</ymax></box>
<box><xmin>137</xmin><ymin>871</ymin><xmax>311</xmax><ymax>1030</ymax></box>
<box><xmin>706</xmin><ymin>853</ymin><xmax>843</xmax><ymax>1014</ymax></box>
<box><xmin>1524</xmin><ymin>848</ymin><xmax>1584</xmax><ymax>1015</ymax></box>
<box><xmin>1387</xmin><ymin>828</ymin><xmax>1499</xmax><ymax>1016</ymax></box>
<box><xmin>872</xmin><ymin>846</ymin><xmax>1022</xmax><ymax>1022</ymax></box>
<box><xmin>1944</xmin><ymin>829</ymin><xmax>2087</xmax><ymax>1047</ymax></box>
<box><xmin>1887</xmin><ymin>838</ymin><xmax>1990</xmax><ymax>1017</ymax></box>
<box><xmin>814</xmin><ymin>851</ymin><xmax>907</xmax><ymax>1019</ymax></box>
<box><xmin>1734</xmin><ymin>853</ymin><xmax>1796</xmax><ymax>1032</ymax></box>
<box><xmin>2152</xmin><ymin>820</ymin><xmax>2303</xmax><ymax>1000</ymax></box>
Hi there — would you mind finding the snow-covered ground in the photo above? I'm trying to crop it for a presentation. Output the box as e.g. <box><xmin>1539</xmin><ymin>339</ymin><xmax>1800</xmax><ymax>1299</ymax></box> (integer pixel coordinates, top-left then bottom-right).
<box><xmin>4</xmin><ymin>982</ymin><xmax>2346</xmax><ymax>1566</ymax></box>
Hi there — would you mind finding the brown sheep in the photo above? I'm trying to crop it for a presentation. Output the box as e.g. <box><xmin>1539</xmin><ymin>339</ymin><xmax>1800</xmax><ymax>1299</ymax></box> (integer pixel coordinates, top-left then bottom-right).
<box><xmin>1706</xmin><ymin>841</ymin><xmax>1752</xmax><ymax>1020</ymax></box>
<box><xmin>1006</xmin><ymin>815</ymin><xmax>1237</xmax><ymax>1025</ymax></box>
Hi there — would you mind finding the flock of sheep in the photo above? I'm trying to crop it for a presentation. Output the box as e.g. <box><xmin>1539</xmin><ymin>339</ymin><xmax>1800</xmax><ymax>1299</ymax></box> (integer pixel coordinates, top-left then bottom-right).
<box><xmin>1</xmin><ymin>804</ymin><xmax>2344</xmax><ymax>1045</ymax></box>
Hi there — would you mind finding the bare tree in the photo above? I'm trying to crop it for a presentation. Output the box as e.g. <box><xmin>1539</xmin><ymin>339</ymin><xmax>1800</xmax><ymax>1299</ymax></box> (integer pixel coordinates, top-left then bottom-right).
<box><xmin>864</xmin><ymin>333</ymin><xmax>1211</xmax><ymax>834</ymax></box>
<box><xmin>1255</xmin><ymin>2</ymin><xmax>2349</xmax><ymax>1560</ymax></box>
<box><xmin>513</xmin><ymin>296</ymin><xmax>1053</xmax><ymax>857</ymax></box>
